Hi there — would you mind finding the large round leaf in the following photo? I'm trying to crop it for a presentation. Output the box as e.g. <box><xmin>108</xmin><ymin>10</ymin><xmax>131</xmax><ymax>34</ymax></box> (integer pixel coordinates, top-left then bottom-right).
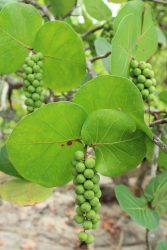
<box><xmin>33</xmin><ymin>21</ymin><xmax>86</xmax><ymax>92</ymax></box>
<box><xmin>45</xmin><ymin>0</ymin><xmax>76</xmax><ymax>17</ymax></box>
<box><xmin>7</xmin><ymin>102</ymin><xmax>87</xmax><ymax>187</ymax></box>
<box><xmin>0</xmin><ymin>2</ymin><xmax>43</xmax><ymax>73</ymax></box>
<box><xmin>0</xmin><ymin>145</ymin><xmax>20</xmax><ymax>177</ymax></box>
<box><xmin>0</xmin><ymin>179</ymin><xmax>53</xmax><ymax>205</ymax></box>
<box><xmin>81</xmin><ymin>109</ymin><xmax>146</xmax><ymax>176</ymax></box>
<box><xmin>73</xmin><ymin>75</ymin><xmax>151</xmax><ymax>137</ymax></box>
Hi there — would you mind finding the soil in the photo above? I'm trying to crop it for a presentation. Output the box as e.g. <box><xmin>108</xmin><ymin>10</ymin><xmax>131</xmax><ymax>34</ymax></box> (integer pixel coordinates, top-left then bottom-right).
<box><xmin>0</xmin><ymin>176</ymin><xmax>166</xmax><ymax>250</ymax></box>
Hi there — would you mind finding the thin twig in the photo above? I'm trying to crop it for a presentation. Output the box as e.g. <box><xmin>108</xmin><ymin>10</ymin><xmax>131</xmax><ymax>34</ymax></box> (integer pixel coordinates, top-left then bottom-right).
<box><xmin>19</xmin><ymin>0</ymin><xmax>55</xmax><ymax>21</ymax></box>
<box><xmin>153</xmin><ymin>135</ymin><xmax>167</xmax><ymax>154</ymax></box>
<box><xmin>145</xmin><ymin>229</ymin><xmax>152</xmax><ymax>250</ymax></box>
<box><xmin>86</xmin><ymin>60</ymin><xmax>97</xmax><ymax>78</ymax></box>
<box><xmin>149</xmin><ymin>118</ymin><xmax>167</xmax><ymax>127</ymax></box>
<box><xmin>81</xmin><ymin>25</ymin><xmax>104</xmax><ymax>39</ymax></box>
<box><xmin>90</xmin><ymin>51</ymin><xmax>111</xmax><ymax>63</ymax></box>
<box><xmin>147</xmin><ymin>0</ymin><xmax>167</xmax><ymax>4</ymax></box>
<box><xmin>145</xmin><ymin>109</ymin><xmax>167</xmax><ymax>115</ymax></box>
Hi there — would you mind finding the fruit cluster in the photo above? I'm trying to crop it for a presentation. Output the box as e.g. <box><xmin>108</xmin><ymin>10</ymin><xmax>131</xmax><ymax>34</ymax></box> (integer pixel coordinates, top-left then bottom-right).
<box><xmin>101</xmin><ymin>18</ymin><xmax>114</xmax><ymax>43</ymax></box>
<box><xmin>130</xmin><ymin>59</ymin><xmax>156</xmax><ymax>102</ymax></box>
<box><xmin>72</xmin><ymin>150</ymin><xmax>101</xmax><ymax>245</ymax></box>
<box><xmin>22</xmin><ymin>52</ymin><xmax>44</xmax><ymax>113</ymax></box>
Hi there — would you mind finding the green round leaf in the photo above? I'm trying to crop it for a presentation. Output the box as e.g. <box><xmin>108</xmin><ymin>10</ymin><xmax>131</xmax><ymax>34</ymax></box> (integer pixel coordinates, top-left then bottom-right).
<box><xmin>73</xmin><ymin>75</ymin><xmax>151</xmax><ymax>137</ymax></box>
<box><xmin>7</xmin><ymin>102</ymin><xmax>87</xmax><ymax>187</ymax></box>
<box><xmin>0</xmin><ymin>179</ymin><xmax>53</xmax><ymax>205</ymax></box>
<box><xmin>33</xmin><ymin>21</ymin><xmax>86</xmax><ymax>92</ymax></box>
<box><xmin>0</xmin><ymin>2</ymin><xmax>43</xmax><ymax>74</ymax></box>
<box><xmin>81</xmin><ymin>109</ymin><xmax>146</xmax><ymax>176</ymax></box>
<box><xmin>45</xmin><ymin>0</ymin><xmax>76</xmax><ymax>17</ymax></box>
<box><xmin>0</xmin><ymin>145</ymin><xmax>20</xmax><ymax>177</ymax></box>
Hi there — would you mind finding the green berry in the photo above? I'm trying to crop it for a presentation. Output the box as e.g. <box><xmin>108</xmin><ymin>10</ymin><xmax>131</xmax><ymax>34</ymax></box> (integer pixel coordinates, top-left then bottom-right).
<box><xmin>84</xmin><ymin>180</ymin><xmax>94</xmax><ymax>190</ymax></box>
<box><xmin>84</xmin><ymin>169</ymin><xmax>94</xmax><ymax>179</ymax></box>
<box><xmin>76</xmin><ymin>206</ymin><xmax>83</xmax><ymax>216</ymax></box>
<box><xmin>148</xmin><ymin>94</ymin><xmax>154</xmax><ymax>101</ymax></box>
<box><xmin>34</xmin><ymin>100</ymin><xmax>42</xmax><ymax>108</ymax></box>
<box><xmin>32</xmin><ymin>54</ymin><xmax>39</xmax><ymax>62</ymax></box>
<box><xmin>92</xmin><ymin>222</ymin><xmax>99</xmax><ymax>229</ymax></box>
<box><xmin>149</xmin><ymin>86</ymin><xmax>155</xmax><ymax>93</ymax></box>
<box><xmin>38</xmin><ymin>61</ymin><xmax>43</xmax><ymax>67</ymax></box>
<box><xmin>32</xmin><ymin>93</ymin><xmax>40</xmax><ymax>101</ymax></box>
<box><xmin>27</xmin><ymin>60</ymin><xmax>35</xmax><ymax>67</ymax></box>
<box><xmin>27</xmin><ymin>106</ymin><xmax>34</xmax><ymax>113</ymax></box>
<box><xmin>25</xmin><ymin>92</ymin><xmax>31</xmax><ymax>98</ymax></box>
<box><xmin>76</xmin><ymin>195</ymin><xmax>86</xmax><ymax>205</ymax></box>
<box><xmin>143</xmin><ymin>69</ymin><xmax>154</xmax><ymax>78</ymax></box>
<box><xmin>94</xmin><ymin>204</ymin><xmax>101</xmax><ymax>212</ymax></box>
<box><xmin>74</xmin><ymin>151</ymin><xmax>84</xmax><ymax>161</ymax></box>
<box><xmin>81</xmin><ymin>202</ymin><xmax>91</xmax><ymax>213</ymax></box>
<box><xmin>92</xmin><ymin>214</ymin><xmax>100</xmax><ymax>223</ymax></box>
<box><xmin>74</xmin><ymin>215</ymin><xmax>84</xmax><ymax>224</ymax></box>
<box><xmin>85</xmin><ymin>234</ymin><xmax>94</xmax><ymax>244</ymax></box>
<box><xmin>90</xmin><ymin>197</ymin><xmax>99</xmax><ymax>207</ymax></box>
<box><xmin>25</xmin><ymin>67</ymin><xmax>33</xmax><ymax>74</ymax></box>
<box><xmin>28</xmin><ymin>85</ymin><xmax>35</xmax><ymax>93</ymax></box>
<box><xmin>24</xmin><ymin>80</ymin><xmax>31</xmax><ymax>87</ymax></box>
<box><xmin>141</xmin><ymin>89</ymin><xmax>149</xmax><ymax>98</ymax></box>
<box><xmin>33</xmin><ymin>65</ymin><xmax>41</xmax><ymax>73</ymax></box>
<box><xmin>137</xmin><ymin>84</ymin><xmax>144</xmax><ymax>90</ymax></box>
<box><xmin>93</xmin><ymin>184</ymin><xmax>100</xmax><ymax>193</ymax></box>
<box><xmin>92</xmin><ymin>174</ymin><xmax>100</xmax><ymax>184</ymax></box>
<box><xmin>27</xmin><ymin>74</ymin><xmax>34</xmax><ymax>82</ymax></box>
<box><xmin>85</xmin><ymin>157</ymin><xmax>96</xmax><ymax>168</ymax></box>
<box><xmin>36</xmin><ymin>87</ymin><xmax>43</xmax><ymax>93</ymax></box>
<box><xmin>137</xmin><ymin>75</ymin><xmax>146</xmax><ymax>83</ymax></box>
<box><xmin>152</xmin><ymin>78</ymin><xmax>156</xmax><ymax>86</ymax></box>
<box><xmin>22</xmin><ymin>73</ymin><xmax>27</xmax><ymax>79</ymax></box>
<box><xmin>75</xmin><ymin>185</ymin><xmax>85</xmax><ymax>195</ymax></box>
<box><xmin>78</xmin><ymin>232</ymin><xmax>88</xmax><ymax>242</ymax></box>
<box><xmin>36</xmin><ymin>52</ymin><xmax>43</xmax><ymax>60</ymax></box>
<box><xmin>84</xmin><ymin>190</ymin><xmax>95</xmax><ymax>200</ymax></box>
<box><xmin>130</xmin><ymin>59</ymin><xmax>138</xmax><ymax>68</ymax></box>
<box><xmin>95</xmin><ymin>190</ymin><xmax>102</xmax><ymax>199</ymax></box>
<box><xmin>86</xmin><ymin>210</ymin><xmax>96</xmax><ymax>220</ymax></box>
<box><xmin>139</xmin><ymin>61</ymin><xmax>147</xmax><ymax>70</ymax></box>
<box><xmin>76</xmin><ymin>174</ymin><xmax>85</xmax><ymax>184</ymax></box>
<box><xmin>145</xmin><ymin>79</ymin><xmax>152</xmax><ymax>87</ymax></box>
<box><xmin>146</xmin><ymin>63</ymin><xmax>152</xmax><ymax>69</ymax></box>
<box><xmin>83</xmin><ymin>221</ymin><xmax>93</xmax><ymax>230</ymax></box>
<box><xmin>32</xmin><ymin>80</ymin><xmax>40</xmax><ymax>87</ymax></box>
<box><xmin>133</xmin><ymin>68</ymin><xmax>141</xmax><ymax>76</ymax></box>
<box><xmin>72</xmin><ymin>159</ymin><xmax>77</xmax><ymax>166</ymax></box>
<box><xmin>76</xmin><ymin>162</ymin><xmax>85</xmax><ymax>173</ymax></box>
<box><xmin>25</xmin><ymin>98</ymin><xmax>34</xmax><ymax>106</ymax></box>
<box><xmin>35</xmin><ymin>73</ymin><xmax>43</xmax><ymax>81</ymax></box>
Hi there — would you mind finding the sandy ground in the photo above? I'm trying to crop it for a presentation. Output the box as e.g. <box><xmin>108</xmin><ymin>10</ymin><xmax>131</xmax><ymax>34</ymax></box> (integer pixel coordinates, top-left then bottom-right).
<box><xmin>0</xmin><ymin>177</ymin><xmax>166</xmax><ymax>250</ymax></box>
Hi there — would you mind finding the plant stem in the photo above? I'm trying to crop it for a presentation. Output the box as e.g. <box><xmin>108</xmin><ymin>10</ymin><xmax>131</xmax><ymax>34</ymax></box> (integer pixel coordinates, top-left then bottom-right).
<box><xmin>145</xmin><ymin>229</ymin><xmax>152</xmax><ymax>250</ymax></box>
<box><xmin>82</xmin><ymin>25</ymin><xmax>104</xmax><ymax>39</ymax></box>
<box><xmin>90</xmin><ymin>51</ymin><xmax>111</xmax><ymax>63</ymax></box>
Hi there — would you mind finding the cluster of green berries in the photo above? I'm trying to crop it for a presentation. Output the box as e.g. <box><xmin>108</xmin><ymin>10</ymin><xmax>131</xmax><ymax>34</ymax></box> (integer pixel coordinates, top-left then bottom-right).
<box><xmin>130</xmin><ymin>59</ymin><xmax>156</xmax><ymax>102</ymax></box>
<box><xmin>22</xmin><ymin>52</ymin><xmax>44</xmax><ymax>113</ymax></box>
<box><xmin>72</xmin><ymin>150</ymin><xmax>101</xmax><ymax>245</ymax></box>
<box><xmin>101</xmin><ymin>18</ymin><xmax>114</xmax><ymax>43</ymax></box>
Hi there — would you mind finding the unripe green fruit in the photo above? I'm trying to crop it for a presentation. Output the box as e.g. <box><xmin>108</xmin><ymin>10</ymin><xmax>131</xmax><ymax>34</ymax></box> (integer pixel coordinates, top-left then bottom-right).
<box><xmin>76</xmin><ymin>174</ymin><xmax>85</xmax><ymax>184</ymax></box>
<box><xmin>27</xmin><ymin>74</ymin><xmax>34</xmax><ymax>82</ymax></box>
<box><xmin>148</xmin><ymin>94</ymin><xmax>154</xmax><ymax>101</ymax></box>
<box><xmin>76</xmin><ymin>162</ymin><xmax>85</xmax><ymax>173</ymax></box>
<box><xmin>93</xmin><ymin>184</ymin><xmax>100</xmax><ymax>193</ymax></box>
<box><xmin>139</xmin><ymin>61</ymin><xmax>147</xmax><ymax>70</ymax></box>
<box><xmin>28</xmin><ymin>85</ymin><xmax>35</xmax><ymax>93</ymax></box>
<box><xmin>90</xmin><ymin>197</ymin><xmax>99</xmax><ymax>207</ymax></box>
<box><xmin>32</xmin><ymin>54</ymin><xmax>39</xmax><ymax>62</ymax></box>
<box><xmin>152</xmin><ymin>78</ymin><xmax>156</xmax><ymax>86</ymax></box>
<box><xmin>95</xmin><ymin>190</ymin><xmax>102</xmax><ymax>199</ymax></box>
<box><xmin>143</xmin><ymin>69</ymin><xmax>154</xmax><ymax>78</ymax></box>
<box><xmin>146</xmin><ymin>63</ymin><xmax>152</xmax><ymax>69</ymax></box>
<box><xmin>32</xmin><ymin>80</ymin><xmax>40</xmax><ymax>87</ymax></box>
<box><xmin>137</xmin><ymin>75</ymin><xmax>146</xmax><ymax>83</ymax></box>
<box><xmin>27</xmin><ymin>60</ymin><xmax>35</xmax><ymax>67</ymax></box>
<box><xmin>137</xmin><ymin>84</ymin><xmax>144</xmax><ymax>91</ymax></box>
<box><xmin>76</xmin><ymin>206</ymin><xmax>83</xmax><ymax>216</ymax></box>
<box><xmin>84</xmin><ymin>180</ymin><xmax>94</xmax><ymax>190</ymax></box>
<box><xmin>32</xmin><ymin>93</ymin><xmax>40</xmax><ymax>101</ymax></box>
<box><xmin>34</xmin><ymin>100</ymin><xmax>42</xmax><ymax>108</ymax></box>
<box><xmin>72</xmin><ymin>167</ymin><xmax>77</xmax><ymax>176</ymax></box>
<box><xmin>83</xmin><ymin>221</ymin><xmax>93</xmax><ymax>230</ymax></box>
<box><xmin>25</xmin><ymin>67</ymin><xmax>33</xmax><ymax>74</ymax></box>
<box><xmin>25</xmin><ymin>92</ymin><xmax>31</xmax><ymax>98</ymax></box>
<box><xmin>85</xmin><ymin>234</ymin><xmax>94</xmax><ymax>244</ymax></box>
<box><xmin>145</xmin><ymin>79</ymin><xmax>152</xmax><ymax>87</ymax></box>
<box><xmin>33</xmin><ymin>65</ymin><xmax>41</xmax><ymax>73</ymax></box>
<box><xmin>92</xmin><ymin>214</ymin><xmax>100</xmax><ymax>223</ymax></box>
<box><xmin>22</xmin><ymin>73</ymin><xmax>27</xmax><ymax>79</ymax></box>
<box><xmin>74</xmin><ymin>151</ymin><xmax>84</xmax><ymax>161</ymax></box>
<box><xmin>130</xmin><ymin>59</ymin><xmax>138</xmax><ymax>68</ymax></box>
<box><xmin>93</xmin><ymin>204</ymin><xmax>101</xmax><ymax>212</ymax></box>
<box><xmin>92</xmin><ymin>222</ymin><xmax>99</xmax><ymax>229</ymax></box>
<box><xmin>149</xmin><ymin>86</ymin><xmax>155</xmax><ymax>93</ymax></box>
<box><xmin>141</xmin><ymin>89</ymin><xmax>149</xmax><ymax>98</ymax></box>
<box><xmin>38</xmin><ymin>61</ymin><xmax>43</xmax><ymax>67</ymax></box>
<box><xmin>24</xmin><ymin>80</ymin><xmax>31</xmax><ymax>87</ymax></box>
<box><xmin>78</xmin><ymin>232</ymin><xmax>88</xmax><ymax>242</ymax></box>
<box><xmin>92</xmin><ymin>174</ymin><xmax>100</xmax><ymax>184</ymax></box>
<box><xmin>84</xmin><ymin>169</ymin><xmax>94</xmax><ymax>179</ymax></box>
<box><xmin>25</xmin><ymin>98</ymin><xmax>34</xmax><ymax>106</ymax></box>
<box><xmin>36</xmin><ymin>87</ymin><xmax>43</xmax><ymax>93</ymax></box>
<box><xmin>85</xmin><ymin>157</ymin><xmax>96</xmax><ymax>168</ymax></box>
<box><xmin>27</xmin><ymin>106</ymin><xmax>34</xmax><ymax>113</ymax></box>
<box><xmin>36</xmin><ymin>52</ymin><xmax>43</xmax><ymax>60</ymax></box>
<box><xmin>86</xmin><ymin>210</ymin><xmax>96</xmax><ymax>220</ymax></box>
<box><xmin>81</xmin><ymin>202</ymin><xmax>91</xmax><ymax>212</ymax></box>
<box><xmin>133</xmin><ymin>68</ymin><xmax>141</xmax><ymax>76</ymax></box>
<box><xmin>84</xmin><ymin>190</ymin><xmax>95</xmax><ymax>200</ymax></box>
<box><xmin>74</xmin><ymin>215</ymin><xmax>84</xmax><ymax>224</ymax></box>
<box><xmin>75</xmin><ymin>185</ymin><xmax>85</xmax><ymax>195</ymax></box>
<box><xmin>72</xmin><ymin>159</ymin><xmax>77</xmax><ymax>166</ymax></box>
<box><xmin>76</xmin><ymin>195</ymin><xmax>86</xmax><ymax>205</ymax></box>
<box><xmin>35</xmin><ymin>73</ymin><xmax>42</xmax><ymax>81</ymax></box>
